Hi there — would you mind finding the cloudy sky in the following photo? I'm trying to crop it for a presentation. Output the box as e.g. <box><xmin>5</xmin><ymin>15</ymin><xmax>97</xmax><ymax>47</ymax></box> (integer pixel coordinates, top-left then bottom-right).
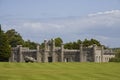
<box><xmin>0</xmin><ymin>0</ymin><xmax>120</xmax><ymax>48</ymax></box>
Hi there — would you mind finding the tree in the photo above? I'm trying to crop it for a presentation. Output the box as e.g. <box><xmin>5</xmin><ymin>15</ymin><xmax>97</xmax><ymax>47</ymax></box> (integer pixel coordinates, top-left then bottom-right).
<box><xmin>90</xmin><ymin>39</ymin><xmax>101</xmax><ymax>46</ymax></box>
<box><xmin>0</xmin><ymin>25</ymin><xmax>11</xmax><ymax>61</ymax></box>
<box><xmin>40</xmin><ymin>42</ymin><xmax>44</xmax><ymax>49</ymax></box>
<box><xmin>64</xmin><ymin>42</ymin><xmax>73</xmax><ymax>49</ymax></box>
<box><xmin>5</xmin><ymin>29</ymin><xmax>24</xmax><ymax>47</ymax></box>
<box><xmin>83</xmin><ymin>38</ymin><xmax>101</xmax><ymax>47</ymax></box>
<box><xmin>83</xmin><ymin>39</ymin><xmax>90</xmax><ymax>47</ymax></box>
<box><xmin>64</xmin><ymin>39</ymin><xmax>101</xmax><ymax>49</ymax></box>
<box><xmin>55</xmin><ymin>37</ymin><xmax>63</xmax><ymax>47</ymax></box>
<box><xmin>24</xmin><ymin>40</ymin><xmax>37</xmax><ymax>49</ymax></box>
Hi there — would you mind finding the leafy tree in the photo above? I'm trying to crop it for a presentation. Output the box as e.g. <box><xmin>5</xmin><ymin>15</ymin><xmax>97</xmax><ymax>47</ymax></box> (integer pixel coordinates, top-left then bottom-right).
<box><xmin>0</xmin><ymin>25</ymin><xmax>11</xmax><ymax>61</ymax></box>
<box><xmin>77</xmin><ymin>39</ymin><xmax>82</xmax><ymax>44</ymax></box>
<box><xmin>64</xmin><ymin>39</ymin><xmax>101</xmax><ymax>49</ymax></box>
<box><xmin>83</xmin><ymin>38</ymin><xmax>101</xmax><ymax>47</ymax></box>
<box><xmin>90</xmin><ymin>38</ymin><xmax>101</xmax><ymax>46</ymax></box>
<box><xmin>64</xmin><ymin>42</ymin><xmax>73</xmax><ymax>49</ymax></box>
<box><xmin>6</xmin><ymin>29</ymin><xmax>38</xmax><ymax>49</ymax></box>
<box><xmin>39</xmin><ymin>37</ymin><xmax>63</xmax><ymax>49</ymax></box>
<box><xmin>24</xmin><ymin>40</ymin><xmax>37</xmax><ymax>49</ymax></box>
<box><xmin>55</xmin><ymin>37</ymin><xmax>63</xmax><ymax>47</ymax></box>
<box><xmin>40</xmin><ymin>42</ymin><xmax>44</xmax><ymax>49</ymax></box>
<box><xmin>83</xmin><ymin>39</ymin><xmax>90</xmax><ymax>47</ymax></box>
<box><xmin>75</xmin><ymin>40</ymin><xmax>82</xmax><ymax>49</ymax></box>
<box><xmin>64</xmin><ymin>40</ymin><xmax>82</xmax><ymax>49</ymax></box>
<box><xmin>5</xmin><ymin>29</ymin><xmax>24</xmax><ymax>47</ymax></box>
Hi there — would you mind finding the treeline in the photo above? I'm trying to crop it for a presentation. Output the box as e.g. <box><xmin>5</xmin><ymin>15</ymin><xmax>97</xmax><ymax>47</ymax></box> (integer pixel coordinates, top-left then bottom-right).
<box><xmin>64</xmin><ymin>39</ymin><xmax>101</xmax><ymax>49</ymax></box>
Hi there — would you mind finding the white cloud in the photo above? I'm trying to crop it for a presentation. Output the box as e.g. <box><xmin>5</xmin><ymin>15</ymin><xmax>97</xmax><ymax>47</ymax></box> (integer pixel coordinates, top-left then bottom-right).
<box><xmin>88</xmin><ymin>10</ymin><xmax>120</xmax><ymax>16</ymax></box>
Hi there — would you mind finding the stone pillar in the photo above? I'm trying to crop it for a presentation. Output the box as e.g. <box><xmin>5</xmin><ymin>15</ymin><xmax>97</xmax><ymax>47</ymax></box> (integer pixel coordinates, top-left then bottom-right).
<box><xmin>36</xmin><ymin>44</ymin><xmax>41</xmax><ymax>62</ymax></box>
<box><xmin>101</xmin><ymin>45</ymin><xmax>104</xmax><ymax>62</ymax></box>
<box><xmin>19</xmin><ymin>45</ymin><xmax>23</xmax><ymax>62</ymax></box>
<box><xmin>52</xmin><ymin>39</ymin><xmax>55</xmax><ymax>62</ymax></box>
<box><xmin>61</xmin><ymin>43</ymin><xmax>64</xmax><ymax>62</ymax></box>
<box><xmin>83</xmin><ymin>50</ymin><xmax>87</xmax><ymax>62</ymax></box>
<box><xmin>11</xmin><ymin>50</ymin><xmax>14</xmax><ymax>62</ymax></box>
<box><xmin>80</xmin><ymin>44</ymin><xmax>84</xmax><ymax>62</ymax></box>
<box><xmin>93</xmin><ymin>44</ymin><xmax>97</xmax><ymax>62</ymax></box>
<box><xmin>43</xmin><ymin>40</ymin><xmax>48</xmax><ymax>62</ymax></box>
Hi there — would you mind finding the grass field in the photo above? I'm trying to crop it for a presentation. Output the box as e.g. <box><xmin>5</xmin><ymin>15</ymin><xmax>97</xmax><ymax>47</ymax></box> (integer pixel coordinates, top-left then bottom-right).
<box><xmin>0</xmin><ymin>62</ymin><xmax>120</xmax><ymax>80</ymax></box>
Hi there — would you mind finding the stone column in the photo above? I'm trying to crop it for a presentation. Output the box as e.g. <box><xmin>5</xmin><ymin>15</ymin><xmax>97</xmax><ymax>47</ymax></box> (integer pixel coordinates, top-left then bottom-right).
<box><xmin>52</xmin><ymin>39</ymin><xmax>55</xmax><ymax>62</ymax></box>
<box><xmin>84</xmin><ymin>53</ymin><xmax>87</xmax><ymax>62</ymax></box>
<box><xmin>43</xmin><ymin>40</ymin><xmax>48</xmax><ymax>62</ymax></box>
<box><xmin>36</xmin><ymin>44</ymin><xmax>41</xmax><ymax>62</ymax></box>
<box><xmin>19</xmin><ymin>45</ymin><xmax>23</xmax><ymax>62</ymax></box>
<box><xmin>61</xmin><ymin>43</ymin><xmax>64</xmax><ymax>62</ymax></box>
<box><xmin>11</xmin><ymin>50</ymin><xmax>14</xmax><ymax>62</ymax></box>
<box><xmin>80</xmin><ymin>44</ymin><xmax>84</xmax><ymax>62</ymax></box>
<box><xmin>93</xmin><ymin>44</ymin><xmax>97</xmax><ymax>62</ymax></box>
<box><xmin>101</xmin><ymin>45</ymin><xmax>104</xmax><ymax>62</ymax></box>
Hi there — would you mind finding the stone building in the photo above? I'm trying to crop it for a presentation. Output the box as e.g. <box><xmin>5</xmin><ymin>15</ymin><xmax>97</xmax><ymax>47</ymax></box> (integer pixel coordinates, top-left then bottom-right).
<box><xmin>9</xmin><ymin>39</ymin><xmax>115</xmax><ymax>62</ymax></box>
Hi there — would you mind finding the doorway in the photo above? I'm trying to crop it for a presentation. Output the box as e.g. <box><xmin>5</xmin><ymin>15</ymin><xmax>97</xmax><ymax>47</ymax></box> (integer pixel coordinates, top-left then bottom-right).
<box><xmin>48</xmin><ymin>57</ymin><xmax>52</xmax><ymax>62</ymax></box>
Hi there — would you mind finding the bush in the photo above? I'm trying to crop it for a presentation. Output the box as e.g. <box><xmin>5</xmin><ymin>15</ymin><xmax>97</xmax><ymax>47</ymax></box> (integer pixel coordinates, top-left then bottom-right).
<box><xmin>109</xmin><ymin>58</ymin><xmax>120</xmax><ymax>62</ymax></box>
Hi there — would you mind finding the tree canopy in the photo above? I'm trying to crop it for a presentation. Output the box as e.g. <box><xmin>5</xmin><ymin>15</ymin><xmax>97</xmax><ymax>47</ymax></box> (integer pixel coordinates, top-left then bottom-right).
<box><xmin>5</xmin><ymin>29</ymin><xmax>37</xmax><ymax>49</ymax></box>
<box><xmin>64</xmin><ymin>39</ymin><xmax>101</xmax><ymax>49</ymax></box>
<box><xmin>24</xmin><ymin>40</ymin><xmax>37</xmax><ymax>49</ymax></box>
<box><xmin>55</xmin><ymin>37</ymin><xmax>63</xmax><ymax>47</ymax></box>
<box><xmin>83</xmin><ymin>38</ymin><xmax>101</xmax><ymax>47</ymax></box>
<box><xmin>64</xmin><ymin>40</ymin><xmax>82</xmax><ymax>49</ymax></box>
<box><xmin>0</xmin><ymin>25</ymin><xmax>11</xmax><ymax>61</ymax></box>
<box><xmin>6</xmin><ymin>29</ymin><xmax>24</xmax><ymax>47</ymax></box>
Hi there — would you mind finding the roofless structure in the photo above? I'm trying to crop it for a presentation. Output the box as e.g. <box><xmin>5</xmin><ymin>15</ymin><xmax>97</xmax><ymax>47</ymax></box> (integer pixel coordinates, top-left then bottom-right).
<box><xmin>9</xmin><ymin>39</ymin><xmax>115</xmax><ymax>62</ymax></box>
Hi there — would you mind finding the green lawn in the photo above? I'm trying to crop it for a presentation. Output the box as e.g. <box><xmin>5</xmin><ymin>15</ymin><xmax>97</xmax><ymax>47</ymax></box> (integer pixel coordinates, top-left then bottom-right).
<box><xmin>0</xmin><ymin>62</ymin><xmax>120</xmax><ymax>80</ymax></box>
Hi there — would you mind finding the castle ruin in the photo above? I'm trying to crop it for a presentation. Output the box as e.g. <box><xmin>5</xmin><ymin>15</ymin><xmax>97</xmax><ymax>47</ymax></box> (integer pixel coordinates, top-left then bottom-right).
<box><xmin>9</xmin><ymin>39</ymin><xmax>115</xmax><ymax>63</ymax></box>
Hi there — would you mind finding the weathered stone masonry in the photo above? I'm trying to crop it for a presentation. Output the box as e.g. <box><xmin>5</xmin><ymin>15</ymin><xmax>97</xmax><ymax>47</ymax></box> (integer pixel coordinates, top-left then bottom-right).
<box><xmin>9</xmin><ymin>39</ymin><xmax>115</xmax><ymax>62</ymax></box>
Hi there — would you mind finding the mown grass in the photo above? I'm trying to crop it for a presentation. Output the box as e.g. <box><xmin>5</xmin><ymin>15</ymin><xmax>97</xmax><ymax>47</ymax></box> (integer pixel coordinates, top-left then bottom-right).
<box><xmin>0</xmin><ymin>62</ymin><xmax>120</xmax><ymax>80</ymax></box>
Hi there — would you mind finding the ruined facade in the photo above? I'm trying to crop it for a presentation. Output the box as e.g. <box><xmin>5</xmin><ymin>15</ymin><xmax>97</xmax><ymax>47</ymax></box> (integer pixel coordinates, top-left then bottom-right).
<box><xmin>9</xmin><ymin>39</ymin><xmax>115</xmax><ymax>63</ymax></box>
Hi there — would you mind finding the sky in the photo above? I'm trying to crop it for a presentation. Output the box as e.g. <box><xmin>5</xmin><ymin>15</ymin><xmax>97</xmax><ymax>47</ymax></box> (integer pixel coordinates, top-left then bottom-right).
<box><xmin>0</xmin><ymin>0</ymin><xmax>120</xmax><ymax>48</ymax></box>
